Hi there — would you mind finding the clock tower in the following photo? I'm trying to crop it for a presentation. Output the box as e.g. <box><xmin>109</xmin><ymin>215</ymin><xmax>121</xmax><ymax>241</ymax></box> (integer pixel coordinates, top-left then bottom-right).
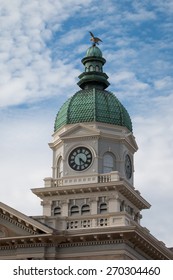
<box><xmin>0</xmin><ymin>36</ymin><xmax>172</xmax><ymax>260</ymax></box>
<box><xmin>31</xmin><ymin>43</ymin><xmax>170</xmax><ymax>259</ymax></box>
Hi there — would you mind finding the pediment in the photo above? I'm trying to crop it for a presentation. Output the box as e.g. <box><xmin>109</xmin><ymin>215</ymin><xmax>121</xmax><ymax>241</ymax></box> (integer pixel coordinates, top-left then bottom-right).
<box><xmin>0</xmin><ymin>202</ymin><xmax>53</xmax><ymax>239</ymax></box>
<box><xmin>59</xmin><ymin>123</ymin><xmax>100</xmax><ymax>140</ymax></box>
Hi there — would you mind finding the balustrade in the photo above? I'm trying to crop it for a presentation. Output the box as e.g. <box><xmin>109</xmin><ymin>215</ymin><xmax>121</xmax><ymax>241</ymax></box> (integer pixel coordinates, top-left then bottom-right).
<box><xmin>65</xmin><ymin>212</ymin><xmax>131</xmax><ymax>231</ymax></box>
<box><xmin>44</xmin><ymin>171</ymin><xmax>120</xmax><ymax>188</ymax></box>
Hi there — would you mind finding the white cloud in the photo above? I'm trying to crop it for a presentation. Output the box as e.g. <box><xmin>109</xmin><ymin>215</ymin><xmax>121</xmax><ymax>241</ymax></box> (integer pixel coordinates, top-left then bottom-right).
<box><xmin>0</xmin><ymin>0</ymin><xmax>92</xmax><ymax>108</ymax></box>
<box><xmin>109</xmin><ymin>71</ymin><xmax>150</xmax><ymax>98</ymax></box>
<box><xmin>0</xmin><ymin>108</ymin><xmax>53</xmax><ymax>215</ymax></box>
<box><xmin>58</xmin><ymin>28</ymin><xmax>87</xmax><ymax>46</ymax></box>
<box><xmin>153</xmin><ymin>0</ymin><xmax>173</xmax><ymax>14</ymax></box>
<box><xmin>133</xmin><ymin>99</ymin><xmax>173</xmax><ymax>246</ymax></box>
<box><xmin>124</xmin><ymin>9</ymin><xmax>156</xmax><ymax>22</ymax></box>
<box><xmin>154</xmin><ymin>76</ymin><xmax>173</xmax><ymax>91</ymax></box>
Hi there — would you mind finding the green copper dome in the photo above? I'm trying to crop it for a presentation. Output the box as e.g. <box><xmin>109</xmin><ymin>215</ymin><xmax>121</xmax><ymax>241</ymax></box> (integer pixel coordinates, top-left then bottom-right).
<box><xmin>54</xmin><ymin>44</ymin><xmax>132</xmax><ymax>132</ymax></box>
<box><xmin>54</xmin><ymin>88</ymin><xmax>132</xmax><ymax>132</ymax></box>
<box><xmin>86</xmin><ymin>45</ymin><xmax>102</xmax><ymax>57</ymax></box>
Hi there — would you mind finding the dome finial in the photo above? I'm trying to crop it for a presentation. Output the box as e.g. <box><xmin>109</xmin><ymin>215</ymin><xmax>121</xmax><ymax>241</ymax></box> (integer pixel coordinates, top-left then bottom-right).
<box><xmin>77</xmin><ymin>35</ymin><xmax>109</xmax><ymax>90</ymax></box>
<box><xmin>89</xmin><ymin>31</ymin><xmax>102</xmax><ymax>46</ymax></box>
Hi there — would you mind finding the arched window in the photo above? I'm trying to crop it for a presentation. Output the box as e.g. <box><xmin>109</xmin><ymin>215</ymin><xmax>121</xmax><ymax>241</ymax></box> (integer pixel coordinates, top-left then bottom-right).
<box><xmin>57</xmin><ymin>157</ymin><xmax>63</xmax><ymax>178</ymax></box>
<box><xmin>100</xmin><ymin>202</ymin><xmax>107</xmax><ymax>214</ymax></box>
<box><xmin>81</xmin><ymin>204</ymin><xmax>90</xmax><ymax>215</ymax></box>
<box><xmin>103</xmin><ymin>153</ymin><xmax>116</xmax><ymax>173</ymax></box>
<box><xmin>89</xmin><ymin>65</ymin><xmax>94</xmax><ymax>71</ymax></box>
<box><xmin>54</xmin><ymin>206</ymin><xmax>61</xmax><ymax>216</ymax></box>
<box><xmin>95</xmin><ymin>65</ymin><xmax>100</xmax><ymax>72</ymax></box>
<box><xmin>70</xmin><ymin>205</ymin><xmax>79</xmax><ymax>216</ymax></box>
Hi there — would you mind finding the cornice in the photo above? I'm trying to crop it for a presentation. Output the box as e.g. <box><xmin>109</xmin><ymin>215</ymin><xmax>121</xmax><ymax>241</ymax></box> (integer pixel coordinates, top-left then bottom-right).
<box><xmin>0</xmin><ymin>202</ymin><xmax>53</xmax><ymax>234</ymax></box>
<box><xmin>0</xmin><ymin>227</ymin><xmax>172</xmax><ymax>259</ymax></box>
<box><xmin>32</xmin><ymin>179</ymin><xmax>150</xmax><ymax>210</ymax></box>
<box><xmin>0</xmin><ymin>212</ymin><xmax>37</xmax><ymax>235</ymax></box>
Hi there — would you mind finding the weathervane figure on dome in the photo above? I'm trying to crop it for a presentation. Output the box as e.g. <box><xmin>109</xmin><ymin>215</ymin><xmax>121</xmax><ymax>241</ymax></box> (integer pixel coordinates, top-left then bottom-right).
<box><xmin>89</xmin><ymin>31</ymin><xmax>102</xmax><ymax>46</ymax></box>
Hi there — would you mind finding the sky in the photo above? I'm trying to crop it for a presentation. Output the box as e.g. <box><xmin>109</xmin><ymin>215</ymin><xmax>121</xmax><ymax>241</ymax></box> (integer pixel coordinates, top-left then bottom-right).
<box><xmin>0</xmin><ymin>0</ymin><xmax>173</xmax><ymax>247</ymax></box>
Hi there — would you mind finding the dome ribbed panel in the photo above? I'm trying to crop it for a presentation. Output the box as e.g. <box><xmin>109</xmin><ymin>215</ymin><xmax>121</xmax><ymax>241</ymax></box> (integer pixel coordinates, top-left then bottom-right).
<box><xmin>54</xmin><ymin>97</ymin><xmax>72</xmax><ymax>131</ymax></box>
<box><xmin>68</xmin><ymin>90</ymin><xmax>95</xmax><ymax>123</ymax></box>
<box><xmin>54</xmin><ymin>89</ymin><xmax>132</xmax><ymax>132</ymax></box>
<box><xmin>94</xmin><ymin>90</ymin><xmax>132</xmax><ymax>130</ymax></box>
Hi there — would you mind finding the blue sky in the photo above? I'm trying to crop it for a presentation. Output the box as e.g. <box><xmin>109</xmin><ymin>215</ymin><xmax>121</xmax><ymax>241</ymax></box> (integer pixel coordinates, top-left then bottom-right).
<box><xmin>0</xmin><ymin>0</ymin><xmax>173</xmax><ymax>246</ymax></box>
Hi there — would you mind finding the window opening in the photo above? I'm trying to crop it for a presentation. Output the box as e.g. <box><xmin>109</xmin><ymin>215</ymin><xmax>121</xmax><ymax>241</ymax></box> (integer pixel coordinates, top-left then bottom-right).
<box><xmin>100</xmin><ymin>202</ymin><xmax>107</xmax><ymax>214</ymax></box>
<box><xmin>89</xmin><ymin>65</ymin><xmax>94</xmax><ymax>71</ymax></box>
<box><xmin>81</xmin><ymin>204</ymin><xmax>90</xmax><ymax>215</ymax></box>
<box><xmin>103</xmin><ymin>153</ymin><xmax>115</xmax><ymax>173</ymax></box>
<box><xmin>54</xmin><ymin>207</ymin><xmax>61</xmax><ymax>216</ymax></box>
<box><xmin>70</xmin><ymin>205</ymin><xmax>79</xmax><ymax>216</ymax></box>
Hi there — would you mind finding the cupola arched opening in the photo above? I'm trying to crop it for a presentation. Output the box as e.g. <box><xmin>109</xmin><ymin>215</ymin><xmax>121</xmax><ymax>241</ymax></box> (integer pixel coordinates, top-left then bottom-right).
<box><xmin>95</xmin><ymin>65</ymin><xmax>100</xmax><ymax>72</ymax></box>
<box><xmin>89</xmin><ymin>65</ymin><xmax>94</xmax><ymax>71</ymax></box>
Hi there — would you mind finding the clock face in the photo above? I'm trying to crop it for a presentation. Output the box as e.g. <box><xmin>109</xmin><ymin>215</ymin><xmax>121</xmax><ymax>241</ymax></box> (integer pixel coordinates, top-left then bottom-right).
<box><xmin>68</xmin><ymin>147</ymin><xmax>92</xmax><ymax>171</ymax></box>
<box><xmin>125</xmin><ymin>154</ymin><xmax>132</xmax><ymax>179</ymax></box>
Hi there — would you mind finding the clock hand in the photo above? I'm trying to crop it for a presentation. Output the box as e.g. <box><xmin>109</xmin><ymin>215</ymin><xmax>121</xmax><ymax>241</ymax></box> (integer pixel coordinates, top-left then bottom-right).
<box><xmin>79</xmin><ymin>157</ymin><xmax>85</xmax><ymax>165</ymax></box>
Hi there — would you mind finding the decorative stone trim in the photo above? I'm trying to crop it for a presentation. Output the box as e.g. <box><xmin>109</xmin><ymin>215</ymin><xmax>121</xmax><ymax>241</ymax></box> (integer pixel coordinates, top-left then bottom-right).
<box><xmin>57</xmin><ymin>239</ymin><xmax>125</xmax><ymax>248</ymax></box>
<box><xmin>0</xmin><ymin>225</ymin><xmax>9</xmax><ymax>237</ymax></box>
<box><xmin>0</xmin><ymin>213</ymin><xmax>37</xmax><ymax>235</ymax></box>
